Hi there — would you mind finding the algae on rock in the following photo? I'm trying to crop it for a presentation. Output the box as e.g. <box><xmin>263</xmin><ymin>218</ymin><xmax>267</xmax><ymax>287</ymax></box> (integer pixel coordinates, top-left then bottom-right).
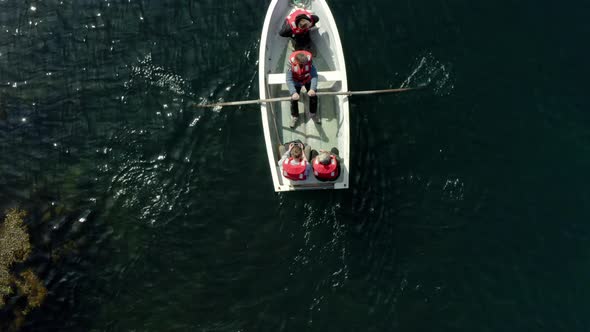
<box><xmin>0</xmin><ymin>209</ymin><xmax>31</xmax><ymax>307</ymax></box>
<box><xmin>0</xmin><ymin>208</ymin><xmax>48</xmax><ymax>332</ymax></box>
<box><xmin>15</xmin><ymin>270</ymin><xmax>47</xmax><ymax>314</ymax></box>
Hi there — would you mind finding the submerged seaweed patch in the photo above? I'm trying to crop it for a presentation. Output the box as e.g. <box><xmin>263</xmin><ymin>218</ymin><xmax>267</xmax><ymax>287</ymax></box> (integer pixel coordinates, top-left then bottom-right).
<box><xmin>16</xmin><ymin>270</ymin><xmax>47</xmax><ymax>314</ymax></box>
<box><xmin>0</xmin><ymin>209</ymin><xmax>48</xmax><ymax>331</ymax></box>
<box><xmin>0</xmin><ymin>209</ymin><xmax>31</xmax><ymax>307</ymax></box>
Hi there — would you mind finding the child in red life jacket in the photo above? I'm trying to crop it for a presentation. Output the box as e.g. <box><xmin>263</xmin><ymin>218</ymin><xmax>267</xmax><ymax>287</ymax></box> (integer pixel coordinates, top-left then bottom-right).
<box><xmin>311</xmin><ymin>148</ymin><xmax>341</xmax><ymax>182</ymax></box>
<box><xmin>278</xmin><ymin>8</ymin><xmax>320</xmax><ymax>51</ymax></box>
<box><xmin>278</xmin><ymin>142</ymin><xmax>312</xmax><ymax>181</ymax></box>
<box><xmin>286</xmin><ymin>50</ymin><xmax>319</xmax><ymax>128</ymax></box>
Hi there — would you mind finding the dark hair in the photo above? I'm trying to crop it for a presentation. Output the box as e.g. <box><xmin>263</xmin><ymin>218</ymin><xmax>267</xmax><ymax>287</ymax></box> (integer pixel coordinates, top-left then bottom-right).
<box><xmin>318</xmin><ymin>152</ymin><xmax>331</xmax><ymax>165</ymax></box>
<box><xmin>295</xmin><ymin>53</ymin><xmax>308</xmax><ymax>64</ymax></box>
<box><xmin>291</xmin><ymin>145</ymin><xmax>302</xmax><ymax>159</ymax></box>
<box><xmin>296</xmin><ymin>16</ymin><xmax>312</xmax><ymax>25</ymax></box>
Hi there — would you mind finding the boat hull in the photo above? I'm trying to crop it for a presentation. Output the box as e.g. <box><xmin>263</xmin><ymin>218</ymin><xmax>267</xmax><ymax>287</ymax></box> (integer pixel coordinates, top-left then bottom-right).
<box><xmin>259</xmin><ymin>0</ymin><xmax>349</xmax><ymax>192</ymax></box>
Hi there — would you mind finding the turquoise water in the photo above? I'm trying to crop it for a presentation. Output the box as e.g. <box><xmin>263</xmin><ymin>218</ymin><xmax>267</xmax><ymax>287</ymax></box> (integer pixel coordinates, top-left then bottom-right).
<box><xmin>1</xmin><ymin>0</ymin><xmax>590</xmax><ymax>330</ymax></box>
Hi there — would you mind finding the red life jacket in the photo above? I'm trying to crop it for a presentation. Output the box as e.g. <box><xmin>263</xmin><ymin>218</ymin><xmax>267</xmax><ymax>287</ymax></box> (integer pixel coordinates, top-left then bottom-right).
<box><xmin>286</xmin><ymin>9</ymin><xmax>314</xmax><ymax>35</ymax></box>
<box><xmin>283</xmin><ymin>158</ymin><xmax>308</xmax><ymax>181</ymax></box>
<box><xmin>289</xmin><ymin>50</ymin><xmax>313</xmax><ymax>84</ymax></box>
<box><xmin>313</xmin><ymin>155</ymin><xmax>339</xmax><ymax>181</ymax></box>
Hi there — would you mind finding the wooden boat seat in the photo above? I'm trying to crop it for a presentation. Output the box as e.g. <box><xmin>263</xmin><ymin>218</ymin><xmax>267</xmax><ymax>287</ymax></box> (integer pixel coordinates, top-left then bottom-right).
<box><xmin>267</xmin><ymin>71</ymin><xmax>344</xmax><ymax>88</ymax></box>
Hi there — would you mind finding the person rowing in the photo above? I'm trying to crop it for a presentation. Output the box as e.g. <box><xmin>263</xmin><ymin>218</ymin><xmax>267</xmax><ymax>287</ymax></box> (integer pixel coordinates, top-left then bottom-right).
<box><xmin>286</xmin><ymin>50</ymin><xmax>320</xmax><ymax>128</ymax></box>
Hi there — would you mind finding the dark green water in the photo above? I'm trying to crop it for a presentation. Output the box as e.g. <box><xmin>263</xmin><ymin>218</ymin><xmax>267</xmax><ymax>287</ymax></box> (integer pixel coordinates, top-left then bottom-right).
<box><xmin>1</xmin><ymin>0</ymin><xmax>590</xmax><ymax>330</ymax></box>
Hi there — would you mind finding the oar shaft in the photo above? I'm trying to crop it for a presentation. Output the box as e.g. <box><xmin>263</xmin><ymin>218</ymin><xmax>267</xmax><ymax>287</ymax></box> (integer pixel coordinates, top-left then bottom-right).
<box><xmin>194</xmin><ymin>87</ymin><xmax>419</xmax><ymax>108</ymax></box>
<box><xmin>316</xmin><ymin>87</ymin><xmax>416</xmax><ymax>96</ymax></box>
<box><xmin>195</xmin><ymin>96</ymin><xmax>292</xmax><ymax>108</ymax></box>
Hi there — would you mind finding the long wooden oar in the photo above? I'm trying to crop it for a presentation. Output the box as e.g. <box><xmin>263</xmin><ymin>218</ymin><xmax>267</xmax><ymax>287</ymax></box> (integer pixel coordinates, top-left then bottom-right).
<box><xmin>194</xmin><ymin>87</ymin><xmax>419</xmax><ymax>108</ymax></box>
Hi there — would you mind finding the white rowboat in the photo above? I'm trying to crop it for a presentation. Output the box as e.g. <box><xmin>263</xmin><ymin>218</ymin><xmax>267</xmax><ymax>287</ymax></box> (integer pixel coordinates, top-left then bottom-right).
<box><xmin>259</xmin><ymin>0</ymin><xmax>349</xmax><ymax>192</ymax></box>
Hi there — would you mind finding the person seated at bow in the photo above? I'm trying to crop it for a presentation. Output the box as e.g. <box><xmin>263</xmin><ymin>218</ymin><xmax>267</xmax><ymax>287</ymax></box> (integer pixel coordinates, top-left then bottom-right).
<box><xmin>311</xmin><ymin>147</ymin><xmax>341</xmax><ymax>181</ymax></box>
<box><xmin>279</xmin><ymin>8</ymin><xmax>319</xmax><ymax>51</ymax></box>
<box><xmin>286</xmin><ymin>50</ymin><xmax>319</xmax><ymax>128</ymax></box>
<box><xmin>278</xmin><ymin>141</ymin><xmax>312</xmax><ymax>181</ymax></box>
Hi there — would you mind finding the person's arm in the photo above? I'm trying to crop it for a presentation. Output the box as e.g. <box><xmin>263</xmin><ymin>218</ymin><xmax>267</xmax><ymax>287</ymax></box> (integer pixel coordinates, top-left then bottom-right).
<box><xmin>278</xmin><ymin>143</ymin><xmax>294</xmax><ymax>166</ymax></box>
<box><xmin>311</xmin><ymin>15</ymin><xmax>320</xmax><ymax>25</ymax></box>
<box><xmin>309</xmin><ymin>66</ymin><xmax>318</xmax><ymax>93</ymax></box>
<box><xmin>286</xmin><ymin>69</ymin><xmax>297</xmax><ymax>96</ymax></box>
<box><xmin>279</xmin><ymin>21</ymin><xmax>293</xmax><ymax>37</ymax></box>
<box><xmin>319</xmin><ymin>148</ymin><xmax>340</xmax><ymax>162</ymax></box>
<box><xmin>302</xmin><ymin>147</ymin><xmax>309</xmax><ymax>162</ymax></box>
